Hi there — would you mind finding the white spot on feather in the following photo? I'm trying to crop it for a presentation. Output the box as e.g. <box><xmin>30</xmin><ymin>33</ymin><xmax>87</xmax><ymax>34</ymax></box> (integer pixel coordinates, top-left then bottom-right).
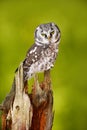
<box><xmin>35</xmin><ymin>55</ymin><xmax>37</xmax><ymax>58</ymax></box>
<box><xmin>29</xmin><ymin>47</ymin><xmax>37</xmax><ymax>54</ymax></box>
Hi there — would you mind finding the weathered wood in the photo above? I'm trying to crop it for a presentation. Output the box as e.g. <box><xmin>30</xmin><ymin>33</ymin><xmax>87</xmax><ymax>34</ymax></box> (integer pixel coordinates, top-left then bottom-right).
<box><xmin>30</xmin><ymin>70</ymin><xmax>54</xmax><ymax>130</ymax></box>
<box><xmin>9</xmin><ymin>63</ymin><xmax>32</xmax><ymax>130</ymax></box>
<box><xmin>1</xmin><ymin>112</ymin><xmax>6</xmax><ymax>130</ymax></box>
<box><xmin>0</xmin><ymin>68</ymin><xmax>54</xmax><ymax>130</ymax></box>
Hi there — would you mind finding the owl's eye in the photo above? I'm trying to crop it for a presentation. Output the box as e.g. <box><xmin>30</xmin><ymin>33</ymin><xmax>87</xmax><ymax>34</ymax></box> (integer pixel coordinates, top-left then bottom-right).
<box><xmin>50</xmin><ymin>31</ymin><xmax>54</xmax><ymax>37</ymax></box>
<box><xmin>41</xmin><ymin>33</ymin><xmax>47</xmax><ymax>38</ymax></box>
<box><xmin>50</xmin><ymin>31</ymin><xmax>54</xmax><ymax>35</ymax></box>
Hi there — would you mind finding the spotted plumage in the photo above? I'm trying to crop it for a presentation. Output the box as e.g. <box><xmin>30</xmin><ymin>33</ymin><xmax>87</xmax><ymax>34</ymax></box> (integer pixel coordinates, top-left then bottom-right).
<box><xmin>23</xmin><ymin>22</ymin><xmax>61</xmax><ymax>81</ymax></box>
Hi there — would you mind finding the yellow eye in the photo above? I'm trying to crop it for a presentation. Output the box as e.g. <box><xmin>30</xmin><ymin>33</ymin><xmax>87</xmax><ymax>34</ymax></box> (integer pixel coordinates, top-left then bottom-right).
<box><xmin>41</xmin><ymin>33</ymin><xmax>45</xmax><ymax>36</ymax></box>
<box><xmin>51</xmin><ymin>31</ymin><xmax>54</xmax><ymax>35</ymax></box>
<box><xmin>50</xmin><ymin>31</ymin><xmax>54</xmax><ymax>37</ymax></box>
<box><xmin>41</xmin><ymin>33</ymin><xmax>47</xmax><ymax>38</ymax></box>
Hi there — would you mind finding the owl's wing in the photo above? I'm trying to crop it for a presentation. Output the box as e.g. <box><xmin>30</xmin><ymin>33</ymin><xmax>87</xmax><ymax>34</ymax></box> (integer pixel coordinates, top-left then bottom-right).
<box><xmin>22</xmin><ymin>43</ymin><xmax>46</xmax><ymax>81</ymax></box>
<box><xmin>15</xmin><ymin>43</ymin><xmax>48</xmax><ymax>81</ymax></box>
<box><xmin>15</xmin><ymin>43</ymin><xmax>43</xmax><ymax>73</ymax></box>
<box><xmin>23</xmin><ymin>43</ymin><xmax>43</xmax><ymax>68</ymax></box>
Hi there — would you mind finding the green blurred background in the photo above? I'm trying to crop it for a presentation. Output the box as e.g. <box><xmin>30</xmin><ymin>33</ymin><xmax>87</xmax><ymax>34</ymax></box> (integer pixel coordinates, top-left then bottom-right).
<box><xmin>0</xmin><ymin>0</ymin><xmax>87</xmax><ymax>130</ymax></box>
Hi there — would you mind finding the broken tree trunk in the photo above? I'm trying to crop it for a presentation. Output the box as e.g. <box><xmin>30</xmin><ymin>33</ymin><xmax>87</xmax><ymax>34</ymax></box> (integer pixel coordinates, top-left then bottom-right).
<box><xmin>9</xmin><ymin>63</ymin><xmax>32</xmax><ymax>130</ymax></box>
<box><xmin>0</xmin><ymin>64</ymin><xmax>54</xmax><ymax>130</ymax></box>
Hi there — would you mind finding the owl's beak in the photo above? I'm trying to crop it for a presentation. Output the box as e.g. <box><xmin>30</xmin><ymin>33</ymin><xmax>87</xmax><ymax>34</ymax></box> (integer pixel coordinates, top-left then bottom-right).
<box><xmin>48</xmin><ymin>36</ymin><xmax>51</xmax><ymax>40</ymax></box>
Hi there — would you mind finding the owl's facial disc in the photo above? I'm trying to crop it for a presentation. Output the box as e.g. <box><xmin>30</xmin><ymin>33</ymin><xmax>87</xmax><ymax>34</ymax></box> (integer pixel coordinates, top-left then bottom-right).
<box><xmin>35</xmin><ymin>23</ymin><xmax>61</xmax><ymax>45</ymax></box>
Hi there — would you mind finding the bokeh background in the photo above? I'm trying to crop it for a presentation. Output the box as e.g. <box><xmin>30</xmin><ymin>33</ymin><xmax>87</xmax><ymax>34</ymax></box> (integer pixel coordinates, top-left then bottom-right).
<box><xmin>0</xmin><ymin>0</ymin><xmax>87</xmax><ymax>130</ymax></box>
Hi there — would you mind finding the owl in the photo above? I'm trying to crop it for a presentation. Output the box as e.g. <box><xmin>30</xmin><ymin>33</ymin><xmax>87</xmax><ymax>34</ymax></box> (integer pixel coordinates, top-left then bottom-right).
<box><xmin>23</xmin><ymin>22</ymin><xmax>61</xmax><ymax>81</ymax></box>
<box><xmin>1</xmin><ymin>22</ymin><xmax>61</xmax><ymax>112</ymax></box>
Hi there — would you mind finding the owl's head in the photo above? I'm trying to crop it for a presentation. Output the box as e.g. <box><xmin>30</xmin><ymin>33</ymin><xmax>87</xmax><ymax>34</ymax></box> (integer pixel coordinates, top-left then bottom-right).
<box><xmin>34</xmin><ymin>22</ymin><xmax>61</xmax><ymax>45</ymax></box>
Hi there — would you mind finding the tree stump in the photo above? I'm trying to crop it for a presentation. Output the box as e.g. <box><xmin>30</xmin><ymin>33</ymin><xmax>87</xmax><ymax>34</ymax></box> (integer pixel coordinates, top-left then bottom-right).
<box><xmin>0</xmin><ymin>64</ymin><xmax>54</xmax><ymax>130</ymax></box>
